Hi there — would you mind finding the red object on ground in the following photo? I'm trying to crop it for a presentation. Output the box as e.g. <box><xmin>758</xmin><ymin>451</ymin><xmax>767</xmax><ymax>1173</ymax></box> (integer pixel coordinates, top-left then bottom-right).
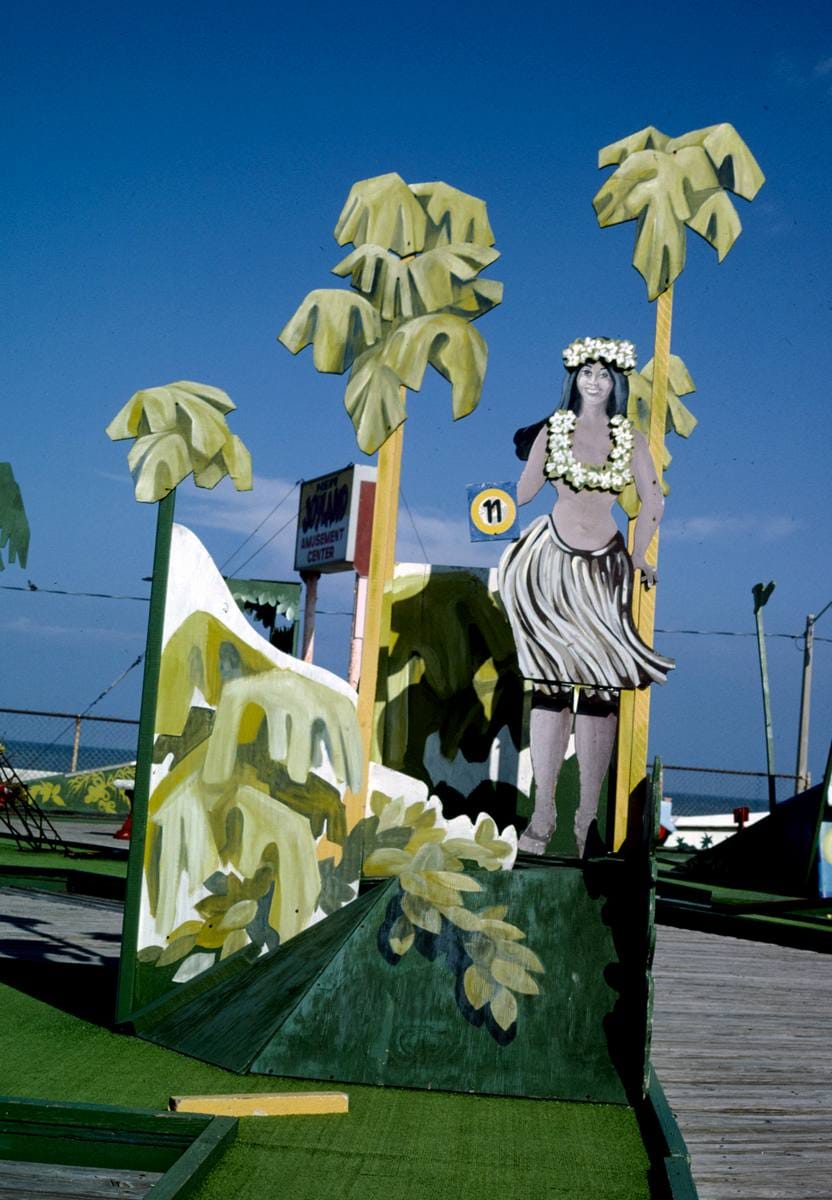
<box><xmin>733</xmin><ymin>806</ymin><xmax>750</xmax><ymax>831</ymax></box>
<box><xmin>113</xmin><ymin>813</ymin><xmax>132</xmax><ymax>840</ymax></box>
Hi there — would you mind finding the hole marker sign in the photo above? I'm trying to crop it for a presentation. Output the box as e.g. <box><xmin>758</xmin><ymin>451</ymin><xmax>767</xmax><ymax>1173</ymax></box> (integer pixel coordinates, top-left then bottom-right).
<box><xmin>467</xmin><ymin>482</ymin><xmax>519</xmax><ymax>542</ymax></box>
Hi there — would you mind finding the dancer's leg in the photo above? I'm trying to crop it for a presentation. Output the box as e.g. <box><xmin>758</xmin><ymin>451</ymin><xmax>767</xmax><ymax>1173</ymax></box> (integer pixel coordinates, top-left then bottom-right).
<box><xmin>518</xmin><ymin>692</ymin><xmax>573</xmax><ymax>854</ymax></box>
<box><xmin>573</xmin><ymin>695</ymin><xmax>618</xmax><ymax>856</ymax></box>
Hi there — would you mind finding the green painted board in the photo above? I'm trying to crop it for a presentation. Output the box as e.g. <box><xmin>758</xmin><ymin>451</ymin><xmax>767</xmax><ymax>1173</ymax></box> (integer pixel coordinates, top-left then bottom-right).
<box><xmin>131</xmin><ymin>881</ymin><xmax>384</xmax><ymax>1068</ymax></box>
<box><xmin>249</xmin><ymin>863</ymin><xmax>646</xmax><ymax>1102</ymax></box>
<box><xmin>136</xmin><ymin>858</ymin><xmax>652</xmax><ymax>1103</ymax></box>
<box><xmin>672</xmin><ymin>783</ymin><xmax>823</xmax><ymax>897</ymax></box>
<box><xmin>0</xmin><ymin>1097</ymin><xmax>236</xmax><ymax>1199</ymax></box>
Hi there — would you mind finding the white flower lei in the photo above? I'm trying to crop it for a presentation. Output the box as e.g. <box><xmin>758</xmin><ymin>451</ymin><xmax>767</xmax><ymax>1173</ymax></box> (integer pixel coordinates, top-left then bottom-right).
<box><xmin>544</xmin><ymin>410</ymin><xmax>634</xmax><ymax>492</ymax></box>
<box><xmin>562</xmin><ymin>337</ymin><xmax>636</xmax><ymax>371</ymax></box>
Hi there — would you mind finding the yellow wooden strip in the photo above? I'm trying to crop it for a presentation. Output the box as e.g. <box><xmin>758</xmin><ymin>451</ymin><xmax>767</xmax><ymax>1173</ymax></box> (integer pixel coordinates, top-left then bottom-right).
<box><xmin>169</xmin><ymin>1092</ymin><xmax>349</xmax><ymax>1117</ymax></box>
<box><xmin>345</xmin><ymin>417</ymin><xmax>405</xmax><ymax>828</ymax></box>
<box><xmin>613</xmin><ymin>285</ymin><xmax>673</xmax><ymax>849</ymax></box>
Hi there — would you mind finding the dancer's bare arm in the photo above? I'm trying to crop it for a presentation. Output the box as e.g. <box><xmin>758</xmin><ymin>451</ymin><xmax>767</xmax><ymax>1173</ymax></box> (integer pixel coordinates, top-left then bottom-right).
<box><xmin>630</xmin><ymin>432</ymin><xmax>664</xmax><ymax>587</ymax></box>
<box><xmin>517</xmin><ymin>425</ymin><xmax>548</xmax><ymax>504</ymax></box>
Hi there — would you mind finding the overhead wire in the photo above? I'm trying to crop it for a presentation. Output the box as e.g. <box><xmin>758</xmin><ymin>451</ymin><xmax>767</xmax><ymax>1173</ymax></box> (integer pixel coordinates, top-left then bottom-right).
<box><xmin>219</xmin><ymin>479</ymin><xmax>300</xmax><ymax>573</ymax></box>
<box><xmin>399</xmin><ymin>486</ymin><xmax>430</xmax><ymax>562</ymax></box>
<box><xmin>229</xmin><ymin>510</ymin><xmax>298</xmax><ymax>576</ymax></box>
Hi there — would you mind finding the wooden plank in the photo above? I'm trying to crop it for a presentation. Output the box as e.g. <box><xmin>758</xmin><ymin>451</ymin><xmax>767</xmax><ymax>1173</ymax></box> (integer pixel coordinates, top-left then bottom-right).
<box><xmin>0</xmin><ymin>1160</ymin><xmax>161</xmax><ymax>1198</ymax></box>
<box><xmin>651</xmin><ymin>925</ymin><xmax>832</xmax><ymax>1199</ymax></box>
<box><xmin>169</xmin><ymin>1092</ymin><xmax>348</xmax><ymax>1117</ymax></box>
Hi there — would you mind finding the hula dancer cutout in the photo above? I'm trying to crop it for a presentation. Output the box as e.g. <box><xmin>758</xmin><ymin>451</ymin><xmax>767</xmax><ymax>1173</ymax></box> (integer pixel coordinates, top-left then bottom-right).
<box><xmin>498</xmin><ymin>337</ymin><xmax>673</xmax><ymax>856</ymax></box>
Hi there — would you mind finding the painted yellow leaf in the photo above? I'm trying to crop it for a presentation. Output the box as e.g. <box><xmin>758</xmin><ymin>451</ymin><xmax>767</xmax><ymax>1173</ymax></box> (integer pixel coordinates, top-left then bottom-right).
<box><xmin>388</xmin><ymin>914</ymin><xmax>415</xmax><ymax>957</ymax></box>
<box><xmin>407</xmin><ymin>244</ymin><xmax>499</xmax><ymax>313</ymax></box>
<box><xmin>489</xmin><ymin>986</ymin><xmax>518</xmax><ymax>1031</ymax></box>
<box><xmin>439</xmin><ymin>904</ymin><xmax>483</xmax><ymax>932</ymax></box>
<box><xmin>127</xmin><ymin>431</ymin><xmax>192</xmax><ymax>502</ymax></box>
<box><xmin>494</xmin><ymin>940</ymin><xmax>545</xmax><ymax>974</ymax></box>
<box><xmin>335</xmin><ymin>173</ymin><xmax>426</xmax><ymax>255</ymax></box>
<box><xmin>463</xmin><ymin>964</ymin><xmax>496</xmax><ymax>1010</ymax></box>
<box><xmin>108</xmin><ymin>381</ymin><xmax>251</xmax><ymax>503</ymax></box>
<box><xmin>219</xmin><ymin>899</ymin><xmax>258</xmax><ymax>930</ymax></box>
<box><xmin>474</xmin><ymin>818</ymin><xmax>497</xmax><ymax>846</ymax></box>
<box><xmin>202</xmin><ymin>670</ymin><xmax>361</xmax><ymax>791</ymax></box>
<box><xmin>599</xmin><ymin>126</ymin><xmax>671</xmax><ymax>167</ymax></box>
<box><xmin>490</xmin><ymin>958</ymin><xmax>540</xmax><ymax>995</ymax></box>
<box><xmin>666</xmin><ymin>123</ymin><xmax>765</xmax><ymax>200</ymax></box>
<box><xmin>384</xmin><ymin>313</ymin><xmax>487</xmax><ymax>420</ymax></box>
<box><xmin>156</xmin><ymin>934</ymin><xmax>197</xmax><ymax>966</ymax></box>
<box><xmin>595</xmin><ymin>124</ymin><xmax>764</xmax><ymax>300</ymax></box>
<box><xmin>343</xmin><ymin>343</ymin><xmax>406</xmax><ymax>455</ymax></box>
<box><xmin>400</xmin><ymin>871</ymin><xmax>461</xmax><ymax>908</ymax></box>
<box><xmin>402</xmin><ymin>893</ymin><xmax>442</xmax><ymax>934</ymax></box>
<box><xmin>220</xmin><ymin>928</ymin><xmax>251</xmax><ymax>960</ymax></box>
<box><xmin>279</xmin><ymin>288</ymin><xmax>382</xmax><ymax>375</ymax></box>
<box><xmin>427</xmin><ymin>869</ymin><xmax>481</xmax><ymax>893</ymax></box>
<box><xmin>477</xmin><ymin>905</ymin><xmax>508</xmax><ymax>921</ymax></box>
<box><xmin>479</xmin><ymin>918</ymin><xmax>525</xmax><ymax>941</ymax></box>
<box><xmin>376</xmin><ymin>795</ymin><xmax>407</xmax><ymax>833</ymax></box>
<box><xmin>409</xmin><ymin>181</ymin><xmax>495</xmax><ymax>248</ymax></box>
<box><xmin>409</xmin><ymin>842</ymin><xmax>446</xmax><ymax>871</ymax></box>
<box><xmin>332</xmin><ymin>244</ymin><xmax>414</xmax><ymax>322</ymax></box>
<box><xmin>403</xmin><ymin>827</ymin><xmax>446</xmax><ymax>854</ymax></box>
<box><xmin>363</xmin><ymin>847</ymin><xmax>412</xmax><ymax>876</ymax></box>
<box><xmin>167</xmin><ymin>919</ymin><xmax>205</xmax><ymax>942</ymax></box>
<box><xmin>463</xmin><ymin>931</ymin><xmax>496</xmax><ymax>966</ymax></box>
<box><xmin>442</xmin><ymin>277</ymin><xmax>504</xmax><ymax>323</ymax></box>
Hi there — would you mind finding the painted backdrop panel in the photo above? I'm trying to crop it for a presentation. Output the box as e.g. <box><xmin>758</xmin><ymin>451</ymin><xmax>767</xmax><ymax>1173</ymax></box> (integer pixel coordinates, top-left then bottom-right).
<box><xmin>122</xmin><ymin>523</ymin><xmax>361</xmax><ymax>1018</ymax></box>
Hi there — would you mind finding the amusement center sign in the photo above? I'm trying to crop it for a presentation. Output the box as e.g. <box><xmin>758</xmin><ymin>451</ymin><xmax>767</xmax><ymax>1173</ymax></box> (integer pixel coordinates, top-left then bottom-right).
<box><xmin>293</xmin><ymin>464</ymin><xmax>377</xmax><ymax>574</ymax></box>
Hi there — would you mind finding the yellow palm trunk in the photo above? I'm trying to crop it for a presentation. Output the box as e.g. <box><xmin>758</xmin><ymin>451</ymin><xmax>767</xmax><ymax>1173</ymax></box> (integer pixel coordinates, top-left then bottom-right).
<box><xmin>613</xmin><ymin>286</ymin><xmax>673</xmax><ymax>848</ymax></box>
<box><xmin>343</xmin><ymin>409</ymin><xmax>405</xmax><ymax>830</ymax></box>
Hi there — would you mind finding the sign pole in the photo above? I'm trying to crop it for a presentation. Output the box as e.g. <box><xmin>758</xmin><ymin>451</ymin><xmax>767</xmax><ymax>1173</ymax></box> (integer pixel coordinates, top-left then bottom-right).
<box><xmin>300</xmin><ymin>571</ymin><xmax>320</xmax><ymax>662</ymax></box>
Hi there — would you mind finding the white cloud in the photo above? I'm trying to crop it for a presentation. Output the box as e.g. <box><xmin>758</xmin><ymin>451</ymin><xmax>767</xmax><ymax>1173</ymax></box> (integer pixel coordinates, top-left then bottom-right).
<box><xmin>0</xmin><ymin>615</ymin><xmax>143</xmax><ymax>640</ymax></box>
<box><xmin>661</xmin><ymin>515</ymin><xmax>800</xmax><ymax>543</ymax></box>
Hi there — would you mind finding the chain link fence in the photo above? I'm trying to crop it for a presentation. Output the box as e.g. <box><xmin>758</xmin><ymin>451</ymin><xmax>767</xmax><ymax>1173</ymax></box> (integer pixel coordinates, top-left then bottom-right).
<box><xmin>0</xmin><ymin>707</ymin><xmax>138</xmax><ymax>777</ymax></box>
<box><xmin>662</xmin><ymin>763</ymin><xmax>802</xmax><ymax>818</ymax></box>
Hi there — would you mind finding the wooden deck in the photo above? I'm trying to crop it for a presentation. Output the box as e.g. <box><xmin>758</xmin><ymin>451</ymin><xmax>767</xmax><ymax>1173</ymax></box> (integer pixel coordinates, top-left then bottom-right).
<box><xmin>651</xmin><ymin>925</ymin><xmax>832</xmax><ymax>1199</ymax></box>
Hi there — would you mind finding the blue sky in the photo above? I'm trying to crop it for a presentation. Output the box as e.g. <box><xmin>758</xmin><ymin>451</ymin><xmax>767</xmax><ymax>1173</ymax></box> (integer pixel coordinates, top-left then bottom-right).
<box><xmin>2</xmin><ymin>0</ymin><xmax>830</xmax><ymax>785</ymax></box>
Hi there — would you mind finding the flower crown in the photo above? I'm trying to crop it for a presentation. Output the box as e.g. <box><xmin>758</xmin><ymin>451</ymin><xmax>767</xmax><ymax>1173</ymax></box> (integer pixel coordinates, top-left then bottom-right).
<box><xmin>562</xmin><ymin>337</ymin><xmax>636</xmax><ymax>372</ymax></box>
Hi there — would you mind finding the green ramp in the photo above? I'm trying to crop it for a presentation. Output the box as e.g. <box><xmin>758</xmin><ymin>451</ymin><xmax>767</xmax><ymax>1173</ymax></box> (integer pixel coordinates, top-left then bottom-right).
<box><xmin>673</xmin><ymin>783</ymin><xmax>823</xmax><ymax>897</ymax></box>
<box><xmin>135</xmin><ymin>859</ymin><xmax>651</xmax><ymax>1105</ymax></box>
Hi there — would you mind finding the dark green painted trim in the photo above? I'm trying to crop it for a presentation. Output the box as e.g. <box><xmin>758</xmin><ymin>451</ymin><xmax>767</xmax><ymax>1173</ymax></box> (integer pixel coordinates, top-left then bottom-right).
<box><xmin>656</xmin><ymin>896</ymin><xmax>832</xmax><ymax>953</ymax></box>
<box><xmin>0</xmin><ymin>865</ymin><xmax>125</xmax><ymax>899</ymax></box>
<box><xmin>638</xmin><ymin>1069</ymin><xmax>699</xmax><ymax>1200</ymax></box>
<box><xmin>0</xmin><ymin>1097</ymin><xmax>235</xmax><ymax>1197</ymax></box>
<box><xmin>145</xmin><ymin>1113</ymin><xmax>236</xmax><ymax>1200</ymax></box>
<box><xmin>117</xmin><ymin>489</ymin><xmax>176</xmax><ymax>1024</ymax></box>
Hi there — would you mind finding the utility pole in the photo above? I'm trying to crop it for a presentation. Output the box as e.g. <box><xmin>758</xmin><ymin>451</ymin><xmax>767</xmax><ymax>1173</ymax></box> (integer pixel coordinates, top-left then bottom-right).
<box><xmin>752</xmin><ymin>581</ymin><xmax>777</xmax><ymax>815</ymax></box>
<box><xmin>795</xmin><ymin>598</ymin><xmax>832</xmax><ymax>791</ymax></box>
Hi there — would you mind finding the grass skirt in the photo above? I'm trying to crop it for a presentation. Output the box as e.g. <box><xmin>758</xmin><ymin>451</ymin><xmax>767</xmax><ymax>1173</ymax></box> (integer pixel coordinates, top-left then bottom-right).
<box><xmin>497</xmin><ymin>516</ymin><xmax>674</xmax><ymax>702</ymax></box>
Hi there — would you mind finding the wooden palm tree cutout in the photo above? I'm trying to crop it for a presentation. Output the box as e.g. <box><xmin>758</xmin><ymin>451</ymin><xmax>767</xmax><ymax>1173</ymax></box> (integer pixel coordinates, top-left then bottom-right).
<box><xmin>593</xmin><ymin>123</ymin><xmax>764</xmax><ymax>848</ymax></box>
<box><xmin>279</xmin><ymin>173</ymin><xmax>503</xmax><ymax>826</ymax></box>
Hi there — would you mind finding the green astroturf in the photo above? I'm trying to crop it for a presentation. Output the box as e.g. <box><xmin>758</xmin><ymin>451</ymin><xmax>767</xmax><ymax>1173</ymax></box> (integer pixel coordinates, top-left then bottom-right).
<box><xmin>0</xmin><ymin>841</ymin><xmax>127</xmax><ymax>878</ymax></box>
<box><xmin>0</xmin><ymin>984</ymin><xmax>652</xmax><ymax>1199</ymax></box>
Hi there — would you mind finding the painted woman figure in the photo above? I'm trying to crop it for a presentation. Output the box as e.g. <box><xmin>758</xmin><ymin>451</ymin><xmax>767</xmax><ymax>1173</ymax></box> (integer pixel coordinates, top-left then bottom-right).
<box><xmin>498</xmin><ymin>337</ymin><xmax>673</xmax><ymax>856</ymax></box>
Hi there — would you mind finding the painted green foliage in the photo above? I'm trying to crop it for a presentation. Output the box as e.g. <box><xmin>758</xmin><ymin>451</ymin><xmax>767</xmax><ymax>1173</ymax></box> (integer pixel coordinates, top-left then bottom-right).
<box><xmin>137</xmin><ymin>527</ymin><xmax>362</xmax><ymax>991</ymax></box>
<box><xmin>0</xmin><ymin>462</ymin><xmax>30</xmax><ymax>571</ymax></box>
<box><xmin>320</xmin><ymin>786</ymin><xmax>540</xmax><ymax>1038</ymax></box>
<box><xmin>279</xmin><ymin>172</ymin><xmax>503</xmax><ymax>454</ymax></box>
<box><xmin>106</xmin><ymin>381</ymin><xmax>253</xmax><ymax>503</ymax></box>
<box><xmin>27</xmin><ymin>764</ymin><xmax>134</xmax><ymax>814</ymax></box>
<box><xmin>618</xmin><ymin>354</ymin><xmax>697</xmax><ymax>518</ymax></box>
<box><xmin>593</xmin><ymin>123</ymin><xmax>765</xmax><ymax>300</ymax></box>
<box><xmin>381</xmin><ymin>566</ymin><xmax>525</xmax><ymax>802</ymax></box>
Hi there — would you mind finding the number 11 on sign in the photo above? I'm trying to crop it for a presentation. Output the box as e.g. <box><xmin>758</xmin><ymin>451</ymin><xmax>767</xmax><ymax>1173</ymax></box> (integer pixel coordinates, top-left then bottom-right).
<box><xmin>467</xmin><ymin>482</ymin><xmax>519</xmax><ymax>542</ymax></box>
